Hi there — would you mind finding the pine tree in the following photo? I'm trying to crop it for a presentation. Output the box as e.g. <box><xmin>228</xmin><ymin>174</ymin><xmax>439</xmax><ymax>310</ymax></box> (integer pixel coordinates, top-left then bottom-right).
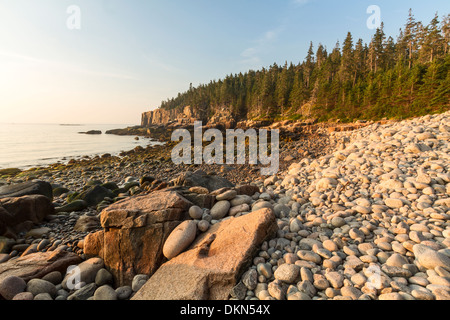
<box><xmin>419</xmin><ymin>13</ymin><xmax>443</xmax><ymax>63</ymax></box>
<box><xmin>340</xmin><ymin>32</ymin><xmax>354</xmax><ymax>83</ymax></box>
<box><xmin>441</xmin><ymin>14</ymin><xmax>450</xmax><ymax>55</ymax></box>
<box><xmin>402</xmin><ymin>9</ymin><xmax>420</xmax><ymax>69</ymax></box>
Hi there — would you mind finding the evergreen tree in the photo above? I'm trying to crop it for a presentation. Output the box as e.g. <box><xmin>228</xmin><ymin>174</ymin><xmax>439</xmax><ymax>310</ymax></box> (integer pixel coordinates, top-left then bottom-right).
<box><xmin>155</xmin><ymin>10</ymin><xmax>450</xmax><ymax>123</ymax></box>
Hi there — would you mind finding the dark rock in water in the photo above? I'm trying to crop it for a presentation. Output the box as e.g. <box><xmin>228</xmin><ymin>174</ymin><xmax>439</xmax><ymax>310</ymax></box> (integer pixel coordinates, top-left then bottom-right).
<box><xmin>76</xmin><ymin>185</ymin><xmax>115</xmax><ymax>207</ymax></box>
<box><xmin>79</xmin><ymin>130</ymin><xmax>102</xmax><ymax>135</ymax></box>
<box><xmin>0</xmin><ymin>181</ymin><xmax>53</xmax><ymax>201</ymax></box>
<box><xmin>55</xmin><ymin>200</ymin><xmax>88</xmax><ymax>213</ymax></box>
<box><xmin>174</xmin><ymin>170</ymin><xmax>234</xmax><ymax>192</ymax></box>
<box><xmin>0</xmin><ymin>195</ymin><xmax>54</xmax><ymax>238</ymax></box>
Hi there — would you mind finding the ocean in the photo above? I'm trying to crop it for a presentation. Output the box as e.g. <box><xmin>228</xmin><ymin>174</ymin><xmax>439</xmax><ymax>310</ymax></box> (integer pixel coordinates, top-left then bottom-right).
<box><xmin>0</xmin><ymin>123</ymin><xmax>161</xmax><ymax>170</ymax></box>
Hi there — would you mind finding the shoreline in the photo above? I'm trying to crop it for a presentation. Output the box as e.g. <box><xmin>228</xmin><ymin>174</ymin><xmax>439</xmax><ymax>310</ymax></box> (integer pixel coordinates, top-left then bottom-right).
<box><xmin>0</xmin><ymin>111</ymin><xmax>449</xmax><ymax>301</ymax></box>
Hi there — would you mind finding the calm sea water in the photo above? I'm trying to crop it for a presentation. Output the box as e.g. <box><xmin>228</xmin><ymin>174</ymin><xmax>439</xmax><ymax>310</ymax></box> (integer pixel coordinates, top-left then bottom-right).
<box><xmin>0</xmin><ymin>123</ymin><xmax>160</xmax><ymax>170</ymax></box>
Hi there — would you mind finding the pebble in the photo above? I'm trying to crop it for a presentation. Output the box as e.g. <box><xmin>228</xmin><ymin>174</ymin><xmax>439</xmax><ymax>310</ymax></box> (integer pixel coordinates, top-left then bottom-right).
<box><xmin>116</xmin><ymin>286</ymin><xmax>133</xmax><ymax>300</ymax></box>
<box><xmin>413</xmin><ymin>244</ymin><xmax>450</xmax><ymax>271</ymax></box>
<box><xmin>274</xmin><ymin>264</ymin><xmax>300</xmax><ymax>284</ymax></box>
<box><xmin>0</xmin><ymin>276</ymin><xmax>27</xmax><ymax>300</ymax></box>
<box><xmin>12</xmin><ymin>292</ymin><xmax>34</xmax><ymax>301</ymax></box>
<box><xmin>216</xmin><ymin>190</ymin><xmax>237</xmax><ymax>201</ymax></box>
<box><xmin>210</xmin><ymin>201</ymin><xmax>231</xmax><ymax>220</ymax></box>
<box><xmin>95</xmin><ymin>268</ymin><xmax>113</xmax><ymax>286</ymax></box>
<box><xmin>26</xmin><ymin>279</ymin><xmax>57</xmax><ymax>298</ymax></box>
<box><xmin>189</xmin><ymin>206</ymin><xmax>203</xmax><ymax>219</ymax></box>
<box><xmin>198</xmin><ymin>220</ymin><xmax>210</xmax><ymax>232</ymax></box>
<box><xmin>131</xmin><ymin>274</ymin><xmax>149</xmax><ymax>292</ymax></box>
<box><xmin>94</xmin><ymin>285</ymin><xmax>118</xmax><ymax>300</ymax></box>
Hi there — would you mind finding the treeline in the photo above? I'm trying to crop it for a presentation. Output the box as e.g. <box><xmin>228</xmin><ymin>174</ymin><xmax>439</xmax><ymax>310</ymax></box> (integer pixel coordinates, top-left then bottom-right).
<box><xmin>160</xmin><ymin>10</ymin><xmax>450</xmax><ymax>122</ymax></box>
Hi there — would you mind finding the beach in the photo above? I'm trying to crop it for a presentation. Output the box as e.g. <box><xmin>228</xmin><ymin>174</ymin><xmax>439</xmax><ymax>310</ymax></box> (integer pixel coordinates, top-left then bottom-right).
<box><xmin>0</xmin><ymin>112</ymin><xmax>449</xmax><ymax>301</ymax></box>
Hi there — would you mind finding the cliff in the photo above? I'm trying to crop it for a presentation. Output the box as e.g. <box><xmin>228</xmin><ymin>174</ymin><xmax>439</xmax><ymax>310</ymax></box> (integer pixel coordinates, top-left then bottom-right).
<box><xmin>141</xmin><ymin>106</ymin><xmax>200</xmax><ymax>127</ymax></box>
<box><xmin>141</xmin><ymin>106</ymin><xmax>237</xmax><ymax>129</ymax></box>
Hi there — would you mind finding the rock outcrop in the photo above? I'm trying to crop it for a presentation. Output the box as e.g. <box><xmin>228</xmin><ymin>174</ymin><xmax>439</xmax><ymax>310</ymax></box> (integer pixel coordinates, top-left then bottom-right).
<box><xmin>142</xmin><ymin>106</ymin><xmax>201</xmax><ymax>127</ymax></box>
<box><xmin>0</xmin><ymin>181</ymin><xmax>53</xmax><ymax>201</ymax></box>
<box><xmin>174</xmin><ymin>170</ymin><xmax>235</xmax><ymax>192</ymax></box>
<box><xmin>132</xmin><ymin>208</ymin><xmax>278</xmax><ymax>300</ymax></box>
<box><xmin>84</xmin><ymin>190</ymin><xmax>192</xmax><ymax>287</ymax></box>
<box><xmin>0</xmin><ymin>195</ymin><xmax>55</xmax><ymax>238</ymax></box>
<box><xmin>0</xmin><ymin>250</ymin><xmax>83</xmax><ymax>284</ymax></box>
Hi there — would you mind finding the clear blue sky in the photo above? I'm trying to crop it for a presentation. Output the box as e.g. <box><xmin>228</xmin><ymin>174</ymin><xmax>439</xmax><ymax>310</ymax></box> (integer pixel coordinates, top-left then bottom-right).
<box><xmin>0</xmin><ymin>0</ymin><xmax>449</xmax><ymax>124</ymax></box>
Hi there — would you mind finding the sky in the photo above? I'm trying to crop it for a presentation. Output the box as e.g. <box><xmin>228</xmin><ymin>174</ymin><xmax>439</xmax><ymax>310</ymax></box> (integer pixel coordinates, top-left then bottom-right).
<box><xmin>0</xmin><ymin>0</ymin><xmax>449</xmax><ymax>125</ymax></box>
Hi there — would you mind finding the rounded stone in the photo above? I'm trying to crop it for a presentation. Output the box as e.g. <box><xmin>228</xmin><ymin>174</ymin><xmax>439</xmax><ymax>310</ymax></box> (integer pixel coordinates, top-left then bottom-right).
<box><xmin>385</xmin><ymin>198</ymin><xmax>404</xmax><ymax>209</ymax></box>
<box><xmin>163</xmin><ymin>220</ymin><xmax>197</xmax><ymax>260</ymax></box>
<box><xmin>257</xmin><ymin>263</ymin><xmax>273</xmax><ymax>279</ymax></box>
<box><xmin>37</xmin><ymin>239</ymin><xmax>51</xmax><ymax>251</ymax></box>
<box><xmin>12</xmin><ymin>292</ymin><xmax>34</xmax><ymax>300</ymax></box>
<box><xmin>229</xmin><ymin>204</ymin><xmax>250</xmax><ymax>217</ymax></box>
<box><xmin>198</xmin><ymin>220</ymin><xmax>210</xmax><ymax>232</ymax></box>
<box><xmin>116</xmin><ymin>286</ymin><xmax>133</xmax><ymax>300</ymax></box>
<box><xmin>132</xmin><ymin>274</ymin><xmax>149</xmax><ymax>292</ymax></box>
<box><xmin>189</xmin><ymin>206</ymin><xmax>204</xmax><ymax>220</ymax></box>
<box><xmin>331</xmin><ymin>217</ymin><xmax>346</xmax><ymax>228</ymax></box>
<box><xmin>210</xmin><ymin>201</ymin><xmax>231</xmax><ymax>220</ymax></box>
<box><xmin>42</xmin><ymin>271</ymin><xmax>63</xmax><ymax>285</ymax></box>
<box><xmin>297</xmin><ymin>250</ymin><xmax>321</xmax><ymax>264</ymax></box>
<box><xmin>95</xmin><ymin>268</ymin><xmax>113</xmax><ymax>286</ymax></box>
<box><xmin>323</xmin><ymin>240</ymin><xmax>339</xmax><ymax>252</ymax></box>
<box><xmin>252</xmin><ymin>201</ymin><xmax>274</xmax><ymax>212</ymax></box>
<box><xmin>94</xmin><ymin>285</ymin><xmax>118</xmax><ymax>300</ymax></box>
<box><xmin>34</xmin><ymin>293</ymin><xmax>53</xmax><ymax>300</ymax></box>
<box><xmin>274</xmin><ymin>264</ymin><xmax>300</xmax><ymax>284</ymax></box>
<box><xmin>0</xmin><ymin>276</ymin><xmax>27</xmax><ymax>300</ymax></box>
<box><xmin>386</xmin><ymin>253</ymin><xmax>409</xmax><ymax>268</ymax></box>
<box><xmin>216</xmin><ymin>190</ymin><xmax>237</xmax><ymax>201</ymax></box>
<box><xmin>26</xmin><ymin>279</ymin><xmax>57</xmax><ymax>298</ymax></box>
<box><xmin>413</xmin><ymin>244</ymin><xmax>450</xmax><ymax>271</ymax></box>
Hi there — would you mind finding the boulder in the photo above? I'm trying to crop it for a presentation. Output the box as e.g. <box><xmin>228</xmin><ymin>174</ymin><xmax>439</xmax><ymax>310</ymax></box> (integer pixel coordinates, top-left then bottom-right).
<box><xmin>62</xmin><ymin>258</ymin><xmax>104</xmax><ymax>290</ymax></box>
<box><xmin>55</xmin><ymin>200</ymin><xmax>88</xmax><ymax>214</ymax></box>
<box><xmin>180</xmin><ymin>191</ymin><xmax>216</xmax><ymax>209</ymax></box>
<box><xmin>0</xmin><ymin>250</ymin><xmax>83</xmax><ymax>284</ymax></box>
<box><xmin>0</xmin><ymin>195</ymin><xmax>55</xmax><ymax>238</ymax></box>
<box><xmin>235</xmin><ymin>185</ymin><xmax>260</xmax><ymax>197</ymax></box>
<box><xmin>0</xmin><ymin>276</ymin><xmax>27</xmax><ymax>300</ymax></box>
<box><xmin>76</xmin><ymin>185</ymin><xmax>115</xmax><ymax>207</ymax></box>
<box><xmin>163</xmin><ymin>221</ymin><xmax>197</xmax><ymax>260</ymax></box>
<box><xmin>174</xmin><ymin>170</ymin><xmax>234</xmax><ymax>192</ymax></box>
<box><xmin>84</xmin><ymin>190</ymin><xmax>192</xmax><ymax>287</ymax></box>
<box><xmin>74</xmin><ymin>215</ymin><xmax>100</xmax><ymax>233</ymax></box>
<box><xmin>413</xmin><ymin>244</ymin><xmax>450</xmax><ymax>271</ymax></box>
<box><xmin>132</xmin><ymin>208</ymin><xmax>278</xmax><ymax>300</ymax></box>
<box><xmin>0</xmin><ymin>181</ymin><xmax>53</xmax><ymax>200</ymax></box>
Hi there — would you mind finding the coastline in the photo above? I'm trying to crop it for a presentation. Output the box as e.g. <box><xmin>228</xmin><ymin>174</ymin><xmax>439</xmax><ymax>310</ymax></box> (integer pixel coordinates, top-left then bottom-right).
<box><xmin>0</xmin><ymin>112</ymin><xmax>449</xmax><ymax>301</ymax></box>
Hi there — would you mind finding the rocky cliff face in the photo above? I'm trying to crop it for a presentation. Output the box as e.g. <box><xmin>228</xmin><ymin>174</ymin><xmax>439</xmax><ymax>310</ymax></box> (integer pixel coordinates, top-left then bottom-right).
<box><xmin>141</xmin><ymin>106</ymin><xmax>201</xmax><ymax>127</ymax></box>
<box><xmin>142</xmin><ymin>106</ymin><xmax>238</xmax><ymax>129</ymax></box>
